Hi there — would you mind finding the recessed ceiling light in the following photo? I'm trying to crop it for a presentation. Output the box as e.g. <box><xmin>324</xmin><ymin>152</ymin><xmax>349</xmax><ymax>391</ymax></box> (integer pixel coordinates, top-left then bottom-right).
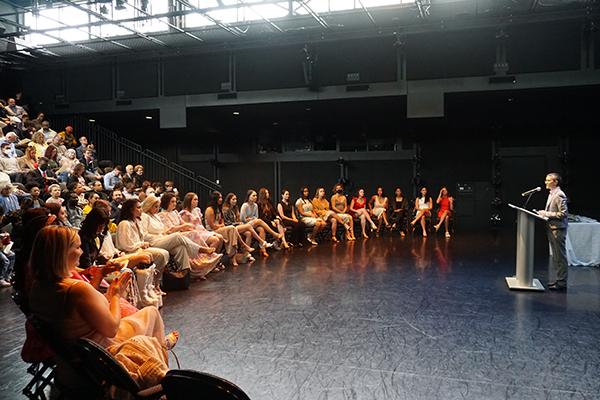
<box><xmin>145</xmin><ymin>116</ymin><xmax>153</xmax><ymax>120</ymax></box>
<box><xmin>305</xmin><ymin>107</ymin><xmax>311</xmax><ymax>111</ymax></box>
<box><xmin>233</xmin><ymin>111</ymin><xmax>240</xmax><ymax>115</ymax></box>
<box><xmin>88</xmin><ymin>119</ymin><xmax>96</xmax><ymax>122</ymax></box>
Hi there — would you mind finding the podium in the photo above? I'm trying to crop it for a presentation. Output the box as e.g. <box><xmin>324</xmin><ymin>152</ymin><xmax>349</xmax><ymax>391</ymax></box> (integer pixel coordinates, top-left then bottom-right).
<box><xmin>506</xmin><ymin>204</ymin><xmax>548</xmax><ymax>291</ymax></box>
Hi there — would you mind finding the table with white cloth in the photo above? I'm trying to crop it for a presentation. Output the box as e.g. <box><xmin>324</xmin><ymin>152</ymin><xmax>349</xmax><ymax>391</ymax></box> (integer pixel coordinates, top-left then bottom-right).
<box><xmin>565</xmin><ymin>219</ymin><xmax>600</xmax><ymax>266</ymax></box>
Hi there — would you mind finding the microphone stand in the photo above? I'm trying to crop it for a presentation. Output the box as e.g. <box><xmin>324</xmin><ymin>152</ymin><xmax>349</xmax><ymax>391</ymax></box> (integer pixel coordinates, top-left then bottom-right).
<box><xmin>522</xmin><ymin>192</ymin><xmax>535</xmax><ymax>208</ymax></box>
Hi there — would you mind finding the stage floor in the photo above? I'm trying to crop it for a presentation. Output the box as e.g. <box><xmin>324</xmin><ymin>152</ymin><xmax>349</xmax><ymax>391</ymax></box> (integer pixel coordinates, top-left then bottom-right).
<box><xmin>1</xmin><ymin>230</ymin><xmax>599</xmax><ymax>400</ymax></box>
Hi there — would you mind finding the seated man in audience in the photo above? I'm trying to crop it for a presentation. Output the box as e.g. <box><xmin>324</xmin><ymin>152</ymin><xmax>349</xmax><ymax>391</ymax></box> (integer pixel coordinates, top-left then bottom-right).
<box><xmin>0</xmin><ymin>132</ymin><xmax>20</xmax><ymax>158</ymax></box>
<box><xmin>0</xmin><ymin>142</ymin><xmax>23</xmax><ymax>183</ymax></box>
<box><xmin>103</xmin><ymin>165</ymin><xmax>122</xmax><ymax>191</ymax></box>
<box><xmin>91</xmin><ymin>180</ymin><xmax>108</xmax><ymax>201</ymax></box>
<box><xmin>4</xmin><ymin>98</ymin><xmax>25</xmax><ymax>118</ymax></box>
<box><xmin>80</xmin><ymin>148</ymin><xmax>102</xmax><ymax>181</ymax></box>
<box><xmin>164</xmin><ymin>180</ymin><xmax>178</xmax><ymax>195</ymax></box>
<box><xmin>25</xmin><ymin>157</ymin><xmax>58</xmax><ymax>194</ymax></box>
<box><xmin>123</xmin><ymin>164</ymin><xmax>135</xmax><ymax>182</ymax></box>
<box><xmin>82</xmin><ymin>191</ymin><xmax>100</xmax><ymax>216</ymax></box>
<box><xmin>0</xmin><ymin>183</ymin><xmax>20</xmax><ymax>216</ymax></box>
<box><xmin>36</xmin><ymin>120</ymin><xmax>57</xmax><ymax>143</ymax></box>
<box><xmin>75</xmin><ymin>136</ymin><xmax>89</xmax><ymax>159</ymax></box>
<box><xmin>58</xmin><ymin>125</ymin><xmax>78</xmax><ymax>148</ymax></box>
<box><xmin>110</xmin><ymin>188</ymin><xmax>124</xmax><ymax>221</ymax></box>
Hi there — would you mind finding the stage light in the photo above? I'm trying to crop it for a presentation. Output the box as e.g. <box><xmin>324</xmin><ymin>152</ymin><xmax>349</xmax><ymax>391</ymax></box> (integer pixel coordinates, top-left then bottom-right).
<box><xmin>233</xmin><ymin>111</ymin><xmax>240</xmax><ymax>115</ymax></box>
<box><xmin>89</xmin><ymin>119</ymin><xmax>96</xmax><ymax>122</ymax></box>
<box><xmin>145</xmin><ymin>116</ymin><xmax>153</xmax><ymax>120</ymax></box>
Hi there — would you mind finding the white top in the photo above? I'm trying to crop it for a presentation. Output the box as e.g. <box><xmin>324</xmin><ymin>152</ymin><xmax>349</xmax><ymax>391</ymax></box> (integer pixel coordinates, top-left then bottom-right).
<box><xmin>239</xmin><ymin>202</ymin><xmax>258</xmax><ymax>223</ymax></box>
<box><xmin>141</xmin><ymin>212</ymin><xmax>166</xmax><ymax>243</ymax></box>
<box><xmin>295</xmin><ymin>198</ymin><xmax>313</xmax><ymax>214</ymax></box>
<box><xmin>116</xmin><ymin>219</ymin><xmax>146</xmax><ymax>253</ymax></box>
<box><xmin>418</xmin><ymin>197</ymin><xmax>429</xmax><ymax>210</ymax></box>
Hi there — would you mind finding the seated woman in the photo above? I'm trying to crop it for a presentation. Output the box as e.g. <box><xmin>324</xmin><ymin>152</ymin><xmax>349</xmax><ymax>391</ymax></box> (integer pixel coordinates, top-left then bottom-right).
<box><xmin>350</xmin><ymin>188</ymin><xmax>378</xmax><ymax>239</ymax></box>
<box><xmin>56</xmin><ymin>148</ymin><xmax>79</xmax><ymax>183</ymax></box>
<box><xmin>295</xmin><ymin>186</ymin><xmax>326</xmax><ymax>245</ymax></box>
<box><xmin>67</xmin><ymin>163</ymin><xmax>91</xmax><ymax>192</ymax></box>
<box><xmin>312</xmin><ymin>187</ymin><xmax>350</xmax><ymax>243</ymax></box>
<box><xmin>158</xmin><ymin>193</ymin><xmax>222</xmax><ymax>277</ymax></box>
<box><xmin>116</xmin><ymin>199</ymin><xmax>171</xmax><ymax>291</ymax></box>
<box><xmin>330</xmin><ymin>183</ymin><xmax>356</xmax><ymax>241</ymax></box>
<box><xmin>369</xmin><ymin>187</ymin><xmax>391</xmax><ymax>234</ymax></box>
<box><xmin>222</xmin><ymin>192</ymin><xmax>270</xmax><ymax>260</ymax></box>
<box><xmin>390</xmin><ymin>187</ymin><xmax>409</xmax><ymax>237</ymax></box>
<box><xmin>205</xmin><ymin>190</ymin><xmax>255</xmax><ymax>264</ymax></box>
<box><xmin>434</xmin><ymin>187</ymin><xmax>454</xmax><ymax>238</ymax></box>
<box><xmin>28</xmin><ymin>225</ymin><xmax>178</xmax><ymax>387</ymax></box>
<box><xmin>179</xmin><ymin>192</ymin><xmax>225</xmax><ymax>259</ymax></box>
<box><xmin>258</xmin><ymin>187</ymin><xmax>290</xmax><ymax>249</ymax></box>
<box><xmin>410</xmin><ymin>187</ymin><xmax>433</xmax><ymax>237</ymax></box>
<box><xmin>17</xmin><ymin>145</ymin><xmax>37</xmax><ymax>173</ymax></box>
<box><xmin>277</xmin><ymin>189</ymin><xmax>305</xmax><ymax>246</ymax></box>
<box><xmin>239</xmin><ymin>189</ymin><xmax>282</xmax><ymax>257</ymax></box>
<box><xmin>30</xmin><ymin>131</ymin><xmax>48</xmax><ymax>159</ymax></box>
<box><xmin>141</xmin><ymin>195</ymin><xmax>215</xmax><ymax>271</ymax></box>
<box><xmin>44</xmin><ymin>145</ymin><xmax>59</xmax><ymax>172</ymax></box>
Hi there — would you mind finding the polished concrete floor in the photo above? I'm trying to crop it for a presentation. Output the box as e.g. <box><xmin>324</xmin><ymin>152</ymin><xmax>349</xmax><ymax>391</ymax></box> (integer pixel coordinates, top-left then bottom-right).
<box><xmin>1</xmin><ymin>229</ymin><xmax>599</xmax><ymax>400</ymax></box>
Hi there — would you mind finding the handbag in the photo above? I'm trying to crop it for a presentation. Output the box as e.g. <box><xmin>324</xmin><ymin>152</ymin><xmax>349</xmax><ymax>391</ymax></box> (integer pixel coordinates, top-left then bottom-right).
<box><xmin>162</xmin><ymin>259</ymin><xmax>190</xmax><ymax>291</ymax></box>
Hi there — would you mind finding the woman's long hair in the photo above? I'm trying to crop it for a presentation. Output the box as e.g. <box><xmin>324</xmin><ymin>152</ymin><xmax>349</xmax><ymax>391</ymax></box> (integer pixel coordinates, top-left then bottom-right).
<box><xmin>30</xmin><ymin>225</ymin><xmax>79</xmax><ymax>283</ymax></box>
<box><xmin>119</xmin><ymin>199</ymin><xmax>140</xmax><ymax>223</ymax></box>
<box><xmin>223</xmin><ymin>193</ymin><xmax>240</xmax><ymax>220</ymax></box>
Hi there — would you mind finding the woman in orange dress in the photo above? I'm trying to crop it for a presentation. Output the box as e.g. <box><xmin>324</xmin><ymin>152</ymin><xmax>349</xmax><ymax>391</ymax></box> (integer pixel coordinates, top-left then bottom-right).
<box><xmin>434</xmin><ymin>187</ymin><xmax>454</xmax><ymax>238</ymax></box>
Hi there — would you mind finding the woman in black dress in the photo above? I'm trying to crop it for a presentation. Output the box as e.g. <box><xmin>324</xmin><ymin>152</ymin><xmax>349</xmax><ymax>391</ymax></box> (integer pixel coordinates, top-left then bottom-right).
<box><xmin>277</xmin><ymin>189</ymin><xmax>305</xmax><ymax>246</ymax></box>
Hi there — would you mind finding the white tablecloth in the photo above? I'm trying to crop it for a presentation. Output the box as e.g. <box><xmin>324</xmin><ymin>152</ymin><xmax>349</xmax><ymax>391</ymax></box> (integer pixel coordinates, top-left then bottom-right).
<box><xmin>566</xmin><ymin>222</ymin><xmax>600</xmax><ymax>266</ymax></box>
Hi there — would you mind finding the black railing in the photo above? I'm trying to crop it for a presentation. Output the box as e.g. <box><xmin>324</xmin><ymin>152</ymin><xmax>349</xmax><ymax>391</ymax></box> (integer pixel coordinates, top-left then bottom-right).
<box><xmin>52</xmin><ymin>117</ymin><xmax>220</xmax><ymax>195</ymax></box>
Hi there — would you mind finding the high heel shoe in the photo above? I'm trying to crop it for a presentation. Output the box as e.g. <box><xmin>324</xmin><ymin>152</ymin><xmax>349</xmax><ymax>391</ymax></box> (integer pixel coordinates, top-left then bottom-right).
<box><xmin>362</xmin><ymin>232</ymin><xmax>369</xmax><ymax>239</ymax></box>
<box><xmin>260</xmin><ymin>248</ymin><xmax>269</xmax><ymax>257</ymax></box>
<box><xmin>434</xmin><ymin>224</ymin><xmax>440</xmax><ymax>232</ymax></box>
<box><xmin>308</xmin><ymin>237</ymin><xmax>318</xmax><ymax>245</ymax></box>
<box><xmin>370</xmin><ymin>222</ymin><xmax>377</xmax><ymax>230</ymax></box>
<box><xmin>331</xmin><ymin>236</ymin><xmax>339</xmax><ymax>243</ymax></box>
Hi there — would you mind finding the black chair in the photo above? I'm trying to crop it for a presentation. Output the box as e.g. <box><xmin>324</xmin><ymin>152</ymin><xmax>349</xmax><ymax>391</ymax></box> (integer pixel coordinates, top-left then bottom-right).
<box><xmin>12</xmin><ymin>291</ymin><xmax>57</xmax><ymax>400</ymax></box>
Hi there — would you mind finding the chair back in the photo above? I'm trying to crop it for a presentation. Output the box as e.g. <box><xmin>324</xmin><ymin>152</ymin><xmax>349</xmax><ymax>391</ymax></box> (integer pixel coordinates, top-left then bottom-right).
<box><xmin>74</xmin><ymin>338</ymin><xmax>141</xmax><ymax>395</ymax></box>
<box><xmin>161</xmin><ymin>369</ymin><xmax>251</xmax><ymax>400</ymax></box>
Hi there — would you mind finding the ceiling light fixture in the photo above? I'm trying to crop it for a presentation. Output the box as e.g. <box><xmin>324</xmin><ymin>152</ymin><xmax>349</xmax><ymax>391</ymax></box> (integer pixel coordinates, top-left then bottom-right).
<box><xmin>145</xmin><ymin>116</ymin><xmax>153</xmax><ymax>120</ymax></box>
<box><xmin>233</xmin><ymin>111</ymin><xmax>240</xmax><ymax>115</ymax></box>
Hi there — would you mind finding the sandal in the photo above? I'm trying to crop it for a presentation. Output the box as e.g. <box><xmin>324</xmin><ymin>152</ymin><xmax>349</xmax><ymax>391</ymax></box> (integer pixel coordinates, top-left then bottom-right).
<box><xmin>165</xmin><ymin>331</ymin><xmax>180</xmax><ymax>350</ymax></box>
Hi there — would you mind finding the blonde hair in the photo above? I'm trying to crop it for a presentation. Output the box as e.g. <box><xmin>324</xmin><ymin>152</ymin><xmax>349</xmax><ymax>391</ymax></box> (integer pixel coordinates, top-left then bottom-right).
<box><xmin>141</xmin><ymin>194</ymin><xmax>159</xmax><ymax>213</ymax></box>
<box><xmin>30</xmin><ymin>226</ymin><xmax>79</xmax><ymax>283</ymax></box>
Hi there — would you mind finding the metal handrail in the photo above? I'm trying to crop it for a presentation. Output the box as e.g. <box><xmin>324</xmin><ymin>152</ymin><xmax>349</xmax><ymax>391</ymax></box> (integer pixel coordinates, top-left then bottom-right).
<box><xmin>51</xmin><ymin>116</ymin><xmax>221</xmax><ymax>194</ymax></box>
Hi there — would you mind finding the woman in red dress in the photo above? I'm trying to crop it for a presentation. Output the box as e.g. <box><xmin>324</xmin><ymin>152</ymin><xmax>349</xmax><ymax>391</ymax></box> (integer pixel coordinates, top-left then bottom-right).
<box><xmin>434</xmin><ymin>187</ymin><xmax>454</xmax><ymax>238</ymax></box>
<box><xmin>349</xmin><ymin>188</ymin><xmax>378</xmax><ymax>239</ymax></box>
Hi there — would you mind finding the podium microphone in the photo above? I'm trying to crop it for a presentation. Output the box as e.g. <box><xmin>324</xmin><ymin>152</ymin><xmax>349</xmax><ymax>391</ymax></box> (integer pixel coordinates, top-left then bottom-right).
<box><xmin>521</xmin><ymin>187</ymin><xmax>541</xmax><ymax>197</ymax></box>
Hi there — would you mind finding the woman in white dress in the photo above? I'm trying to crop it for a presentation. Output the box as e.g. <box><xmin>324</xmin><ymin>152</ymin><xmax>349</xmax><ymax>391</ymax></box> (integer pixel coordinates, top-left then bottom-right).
<box><xmin>410</xmin><ymin>187</ymin><xmax>433</xmax><ymax>237</ymax></box>
<box><xmin>295</xmin><ymin>186</ymin><xmax>326</xmax><ymax>245</ymax></box>
<box><xmin>369</xmin><ymin>187</ymin><xmax>391</xmax><ymax>235</ymax></box>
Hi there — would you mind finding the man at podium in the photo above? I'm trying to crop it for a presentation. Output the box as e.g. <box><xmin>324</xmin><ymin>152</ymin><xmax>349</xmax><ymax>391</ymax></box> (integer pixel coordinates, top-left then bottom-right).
<box><xmin>536</xmin><ymin>173</ymin><xmax>568</xmax><ymax>291</ymax></box>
